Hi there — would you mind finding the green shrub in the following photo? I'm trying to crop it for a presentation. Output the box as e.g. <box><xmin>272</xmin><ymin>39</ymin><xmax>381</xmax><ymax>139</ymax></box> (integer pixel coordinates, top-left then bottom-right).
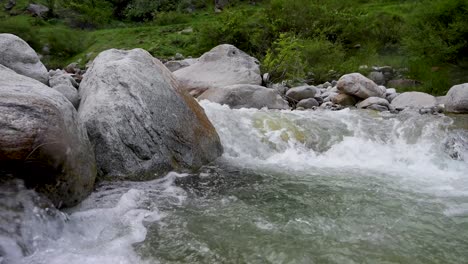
<box><xmin>262</xmin><ymin>33</ymin><xmax>306</xmax><ymax>82</ymax></box>
<box><xmin>262</xmin><ymin>34</ymin><xmax>347</xmax><ymax>83</ymax></box>
<box><xmin>197</xmin><ymin>7</ymin><xmax>274</xmax><ymax>58</ymax></box>
<box><xmin>404</xmin><ymin>0</ymin><xmax>468</xmax><ymax>64</ymax></box>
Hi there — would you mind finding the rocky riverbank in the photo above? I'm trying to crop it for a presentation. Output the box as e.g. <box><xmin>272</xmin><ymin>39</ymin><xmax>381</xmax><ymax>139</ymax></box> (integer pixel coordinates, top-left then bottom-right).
<box><xmin>1</xmin><ymin>33</ymin><xmax>468</xmax><ymax>208</ymax></box>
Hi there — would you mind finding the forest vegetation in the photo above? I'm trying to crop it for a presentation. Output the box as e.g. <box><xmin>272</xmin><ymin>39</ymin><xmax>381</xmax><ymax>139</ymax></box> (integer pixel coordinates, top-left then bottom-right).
<box><xmin>1</xmin><ymin>0</ymin><xmax>467</xmax><ymax>95</ymax></box>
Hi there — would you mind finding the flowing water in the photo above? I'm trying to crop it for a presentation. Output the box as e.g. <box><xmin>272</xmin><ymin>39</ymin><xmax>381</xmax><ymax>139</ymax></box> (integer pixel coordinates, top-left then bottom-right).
<box><xmin>1</xmin><ymin>101</ymin><xmax>468</xmax><ymax>264</ymax></box>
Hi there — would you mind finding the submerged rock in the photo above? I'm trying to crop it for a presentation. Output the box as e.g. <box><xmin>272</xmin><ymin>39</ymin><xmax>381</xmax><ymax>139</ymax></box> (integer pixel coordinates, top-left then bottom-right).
<box><xmin>0</xmin><ymin>33</ymin><xmax>48</xmax><ymax>84</ymax></box>
<box><xmin>198</xmin><ymin>84</ymin><xmax>289</xmax><ymax>110</ymax></box>
<box><xmin>337</xmin><ymin>73</ymin><xmax>385</xmax><ymax>99</ymax></box>
<box><xmin>173</xmin><ymin>44</ymin><xmax>261</xmax><ymax>97</ymax></box>
<box><xmin>79</xmin><ymin>49</ymin><xmax>223</xmax><ymax>178</ymax></box>
<box><xmin>445</xmin><ymin>83</ymin><xmax>468</xmax><ymax>113</ymax></box>
<box><xmin>0</xmin><ymin>65</ymin><xmax>96</xmax><ymax>208</ymax></box>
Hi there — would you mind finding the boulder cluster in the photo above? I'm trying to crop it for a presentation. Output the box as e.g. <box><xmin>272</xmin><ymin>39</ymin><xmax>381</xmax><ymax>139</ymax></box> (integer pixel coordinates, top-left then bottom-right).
<box><xmin>0</xmin><ymin>34</ymin><xmax>222</xmax><ymax>207</ymax></box>
<box><xmin>1</xmin><ymin>33</ymin><xmax>467</xmax><ymax>207</ymax></box>
<box><xmin>165</xmin><ymin>46</ymin><xmax>467</xmax><ymax>115</ymax></box>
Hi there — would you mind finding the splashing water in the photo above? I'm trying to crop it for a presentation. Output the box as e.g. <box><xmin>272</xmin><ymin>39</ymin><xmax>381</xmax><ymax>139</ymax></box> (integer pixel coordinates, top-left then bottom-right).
<box><xmin>1</xmin><ymin>102</ymin><xmax>468</xmax><ymax>263</ymax></box>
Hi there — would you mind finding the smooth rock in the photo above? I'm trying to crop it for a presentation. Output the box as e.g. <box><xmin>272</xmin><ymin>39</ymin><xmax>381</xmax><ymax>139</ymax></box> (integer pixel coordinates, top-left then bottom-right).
<box><xmin>0</xmin><ymin>65</ymin><xmax>96</xmax><ymax>208</ymax></box>
<box><xmin>391</xmin><ymin>92</ymin><xmax>436</xmax><ymax>109</ymax></box>
<box><xmin>337</xmin><ymin>73</ymin><xmax>385</xmax><ymax>99</ymax></box>
<box><xmin>0</xmin><ymin>33</ymin><xmax>48</xmax><ymax>84</ymax></box>
<box><xmin>356</xmin><ymin>97</ymin><xmax>390</xmax><ymax>111</ymax></box>
<box><xmin>52</xmin><ymin>84</ymin><xmax>80</xmax><ymax>109</ymax></box>
<box><xmin>386</xmin><ymin>88</ymin><xmax>396</xmax><ymax>95</ymax></box>
<box><xmin>297</xmin><ymin>98</ymin><xmax>319</xmax><ymax>109</ymax></box>
<box><xmin>49</xmin><ymin>71</ymin><xmax>79</xmax><ymax>88</ymax></box>
<box><xmin>285</xmin><ymin>85</ymin><xmax>319</xmax><ymax>103</ymax></box>
<box><xmin>386</xmin><ymin>93</ymin><xmax>399</xmax><ymax>103</ymax></box>
<box><xmin>332</xmin><ymin>93</ymin><xmax>358</xmax><ymax>106</ymax></box>
<box><xmin>198</xmin><ymin>84</ymin><xmax>289</xmax><ymax>110</ymax></box>
<box><xmin>445</xmin><ymin>83</ymin><xmax>468</xmax><ymax>113</ymax></box>
<box><xmin>173</xmin><ymin>44</ymin><xmax>261</xmax><ymax>97</ymax></box>
<box><xmin>78</xmin><ymin>49</ymin><xmax>223</xmax><ymax>178</ymax></box>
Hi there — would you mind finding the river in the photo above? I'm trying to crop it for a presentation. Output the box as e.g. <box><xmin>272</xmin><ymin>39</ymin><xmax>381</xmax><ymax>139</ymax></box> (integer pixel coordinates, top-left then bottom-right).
<box><xmin>2</xmin><ymin>101</ymin><xmax>468</xmax><ymax>264</ymax></box>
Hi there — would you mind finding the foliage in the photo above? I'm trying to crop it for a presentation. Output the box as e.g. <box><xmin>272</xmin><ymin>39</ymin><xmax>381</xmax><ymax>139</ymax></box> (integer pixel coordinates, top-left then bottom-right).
<box><xmin>403</xmin><ymin>0</ymin><xmax>468</xmax><ymax>64</ymax></box>
<box><xmin>153</xmin><ymin>12</ymin><xmax>191</xmax><ymax>26</ymax></box>
<box><xmin>197</xmin><ymin>7</ymin><xmax>274</xmax><ymax>58</ymax></box>
<box><xmin>1</xmin><ymin>0</ymin><xmax>467</xmax><ymax>94</ymax></box>
<box><xmin>262</xmin><ymin>33</ymin><xmax>305</xmax><ymax>81</ymax></box>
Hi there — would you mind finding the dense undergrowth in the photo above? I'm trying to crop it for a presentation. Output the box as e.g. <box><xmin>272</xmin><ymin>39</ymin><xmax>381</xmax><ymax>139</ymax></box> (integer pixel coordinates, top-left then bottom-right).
<box><xmin>1</xmin><ymin>0</ymin><xmax>467</xmax><ymax>95</ymax></box>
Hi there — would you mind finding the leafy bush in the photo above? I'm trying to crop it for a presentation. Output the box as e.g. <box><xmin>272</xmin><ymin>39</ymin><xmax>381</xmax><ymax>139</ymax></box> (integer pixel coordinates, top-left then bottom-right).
<box><xmin>403</xmin><ymin>0</ymin><xmax>468</xmax><ymax>64</ymax></box>
<box><xmin>197</xmin><ymin>7</ymin><xmax>274</xmax><ymax>58</ymax></box>
<box><xmin>262</xmin><ymin>34</ymin><xmax>346</xmax><ymax>83</ymax></box>
<box><xmin>262</xmin><ymin>33</ymin><xmax>306</xmax><ymax>81</ymax></box>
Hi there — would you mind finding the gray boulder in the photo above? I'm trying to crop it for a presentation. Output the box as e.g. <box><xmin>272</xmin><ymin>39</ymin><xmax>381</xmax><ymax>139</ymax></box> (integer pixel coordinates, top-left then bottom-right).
<box><xmin>198</xmin><ymin>84</ymin><xmax>289</xmax><ymax>110</ymax></box>
<box><xmin>26</xmin><ymin>3</ymin><xmax>49</xmax><ymax>17</ymax></box>
<box><xmin>391</xmin><ymin>92</ymin><xmax>436</xmax><ymax>109</ymax></box>
<box><xmin>78</xmin><ymin>49</ymin><xmax>223</xmax><ymax>178</ymax></box>
<box><xmin>0</xmin><ymin>65</ymin><xmax>96</xmax><ymax>208</ymax></box>
<box><xmin>332</xmin><ymin>93</ymin><xmax>358</xmax><ymax>106</ymax></box>
<box><xmin>337</xmin><ymin>73</ymin><xmax>385</xmax><ymax>99</ymax></box>
<box><xmin>297</xmin><ymin>98</ymin><xmax>319</xmax><ymax>109</ymax></box>
<box><xmin>356</xmin><ymin>97</ymin><xmax>390</xmax><ymax>111</ymax></box>
<box><xmin>445</xmin><ymin>83</ymin><xmax>468</xmax><ymax>113</ymax></box>
<box><xmin>173</xmin><ymin>44</ymin><xmax>261</xmax><ymax>97</ymax></box>
<box><xmin>0</xmin><ymin>34</ymin><xmax>48</xmax><ymax>84</ymax></box>
<box><xmin>285</xmin><ymin>85</ymin><xmax>319</xmax><ymax>103</ymax></box>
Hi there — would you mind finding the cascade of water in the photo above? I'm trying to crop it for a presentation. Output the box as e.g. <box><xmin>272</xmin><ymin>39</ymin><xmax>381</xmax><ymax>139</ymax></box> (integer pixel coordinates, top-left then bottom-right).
<box><xmin>1</xmin><ymin>103</ymin><xmax>467</xmax><ymax>263</ymax></box>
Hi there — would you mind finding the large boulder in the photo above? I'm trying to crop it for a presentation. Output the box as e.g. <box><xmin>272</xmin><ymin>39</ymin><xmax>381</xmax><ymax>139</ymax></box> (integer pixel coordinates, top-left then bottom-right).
<box><xmin>0</xmin><ymin>34</ymin><xmax>48</xmax><ymax>84</ymax></box>
<box><xmin>78</xmin><ymin>49</ymin><xmax>223</xmax><ymax>178</ymax></box>
<box><xmin>173</xmin><ymin>44</ymin><xmax>261</xmax><ymax>97</ymax></box>
<box><xmin>0</xmin><ymin>65</ymin><xmax>96</xmax><ymax>208</ymax></box>
<box><xmin>285</xmin><ymin>85</ymin><xmax>319</xmax><ymax>103</ymax></box>
<box><xmin>337</xmin><ymin>73</ymin><xmax>385</xmax><ymax>99</ymax></box>
<box><xmin>198</xmin><ymin>84</ymin><xmax>289</xmax><ymax>110</ymax></box>
<box><xmin>391</xmin><ymin>92</ymin><xmax>436</xmax><ymax>109</ymax></box>
<box><xmin>445</xmin><ymin>83</ymin><xmax>468</xmax><ymax>113</ymax></box>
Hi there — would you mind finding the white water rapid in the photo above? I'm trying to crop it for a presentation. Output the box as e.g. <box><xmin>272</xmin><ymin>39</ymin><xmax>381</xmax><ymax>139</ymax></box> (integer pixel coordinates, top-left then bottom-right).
<box><xmin>1</xmin><ymin>101</ymin><xmax>468</xmax><ymax>264</ymax></box>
